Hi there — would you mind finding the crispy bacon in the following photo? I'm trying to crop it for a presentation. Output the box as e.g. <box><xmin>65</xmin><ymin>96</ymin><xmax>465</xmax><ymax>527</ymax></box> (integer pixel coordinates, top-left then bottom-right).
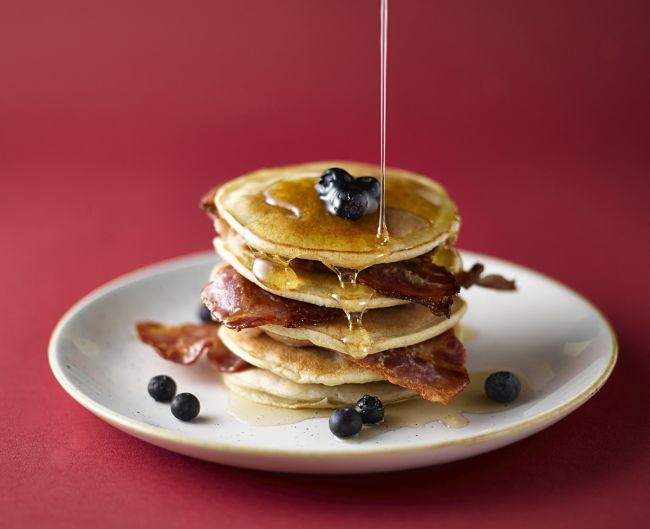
<box><xmin>292</xmin><ymin>252</ymin><xmax>516</xmax><ymax>317</ymax></box>
<box><xmin>135</xmin><ymin>321</ymin><xmax>249</xmax><ymax>372</ymax></box>
<box><xmin>200</xmin><ymin>186</ymin><xmax>219</xmax><ymax>219</ymax></box>
<box><xmin>351</xmin><ymin>329</ymin><xmax>468</xmax><ymax>404</ymax></box>
<box><xmin>201</xmin><ymin>265</ymin><xmax>341</xmax><ymax>330</ymax></box>
<box><xmin>456</xmin><ymin>263</ymin><xmax>483</xmax><ymax>289</ymax></box>
<box><xmin>357</xmin><ymin>253</ymin><xmax>459</xmax><ymax>317</ymax></box>
<box><xmin>205</xmin><ymin>339</ymin><xmax>250</xmax><ymax>372</ymax></box>
<box><xmin>456</xmin><ymin>263</ymin><xmax>516</xmax><ymax>290</ymax></box>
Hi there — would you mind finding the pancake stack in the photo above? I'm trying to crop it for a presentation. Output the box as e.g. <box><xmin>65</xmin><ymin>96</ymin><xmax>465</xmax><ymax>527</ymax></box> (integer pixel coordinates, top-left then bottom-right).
<box><xmin>200</xmin><ymin>161</ymin><xmax>471</xmax><ymax>409</ymax></box>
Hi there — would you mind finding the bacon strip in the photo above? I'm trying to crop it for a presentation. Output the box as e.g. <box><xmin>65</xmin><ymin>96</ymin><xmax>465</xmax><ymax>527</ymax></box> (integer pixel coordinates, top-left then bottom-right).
<box><xmin>456</xmin><ymin>263</ymin><xmax>516</xmax><ymax>290</ymax></box>
<box><xmin>135</xmin><ymin>321</ymin><xmax>249</xmax><ymax>372</ymax></box>
<box><xmin>351</xmin><ymin>329</ymin><xmax>468</xmax><ymax>404</ymax></box>
<box><xmin>201</xmin><ymin>265</ymin><xmax>341</xmax><ymax>330</ymax></box>
<box><xmin>357</xmin><ymin>253</ymin><xmax>460</xmax><ymax>317</ymax></box>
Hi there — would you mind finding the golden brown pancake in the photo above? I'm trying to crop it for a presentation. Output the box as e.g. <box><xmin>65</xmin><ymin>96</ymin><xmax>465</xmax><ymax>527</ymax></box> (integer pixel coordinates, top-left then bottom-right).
<box><xmin>219</xmin><ymin>327</ymin><xmax>384</xmax><ymax>385</ymax></box>
<box><xmin>212</xmin><ymin>161</ymin><xmax>460</xmax><ymax>270</ymax></box>
<box><xmin>260</xmin><ymin>298</ymin><xmax>466</xmax><ymax>359</ymax></box>
<box><xmin>214</xmin><ymin>233</ymin><xmax>406</xmax><ymax>310</ymax></box>
<box><xmin>214</xmin><ymin>225</ymin><xmax>465</xmax><ymax>311</ymax></box>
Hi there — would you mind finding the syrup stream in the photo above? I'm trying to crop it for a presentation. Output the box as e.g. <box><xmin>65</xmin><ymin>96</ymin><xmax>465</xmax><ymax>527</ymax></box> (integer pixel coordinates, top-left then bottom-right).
<box><xmin>377</xmin><ymin>0</ymin><xmax>389</xmax><ymax>243</ymax></box>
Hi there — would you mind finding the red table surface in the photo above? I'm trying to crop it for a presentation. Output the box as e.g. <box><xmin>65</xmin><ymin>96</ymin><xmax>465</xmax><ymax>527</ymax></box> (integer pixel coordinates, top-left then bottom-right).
<box><xmin>1</xmin><ymin>1</ymin><xmax>648</xmax><ymax>527</ymax></box>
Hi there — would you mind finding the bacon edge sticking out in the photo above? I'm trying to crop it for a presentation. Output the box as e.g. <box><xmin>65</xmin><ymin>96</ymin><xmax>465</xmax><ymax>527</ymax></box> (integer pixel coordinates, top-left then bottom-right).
<box><xmin>205</xmin><ymin>339</ymin><xmax>250</xmax><ymax>373</ymax></box>
<box><xmin>201</xmin><ymin>264</ymin><xmax>341</xmax><ymax>330</ymax></box>
<box><xmin>200</xmin><ymin>186</ymin><xmax>219</xmax><ymax>219</ymax></box>
<box><xmin>135</xmin><ymin>321</ymin><xmax>249</xmax><ymax>372</ymax></box>
<box><xmin>351</xmin><ymin>329</ymin><xmax>469</xmax><ymax>404</ymax></box>
<box><xmin>456</xmin><ymin>263</ymin><xmax>516</xmax><ymax>290</ymax></box>
<box><xmin>357</xmin><ymin>253</ymin><xmax>460</xmax><ymax>318</ymax></box>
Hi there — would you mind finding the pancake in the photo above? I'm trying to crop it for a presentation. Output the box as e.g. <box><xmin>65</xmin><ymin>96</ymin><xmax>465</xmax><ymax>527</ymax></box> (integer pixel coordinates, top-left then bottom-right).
<box><xmin>222</xmin><ymin>367</ymin><xmax>417</xmax><ymax>409</ymax></box>
<box><xmin>261</xmin><ymin>297</ymin><xmax>466</xmax><ymax>358</ymax></box>
<box><xmin>214</xmin><ymin>223</ymin><xmax>464</xmax><ymax>311</ymax></box>
<box><xmin>213</xmin><ymin>161</ymin><xmax>460</xmax><ymax>270</ymax></box>
<box><xmin>214</xmin><ymin>234</ymin><xmax>405</xmax><ymax>310</ymax></box>
<box><xmin>219</xmin><ymin>326</ymin><xmax>385</xmax><ymax>385</ymax></box>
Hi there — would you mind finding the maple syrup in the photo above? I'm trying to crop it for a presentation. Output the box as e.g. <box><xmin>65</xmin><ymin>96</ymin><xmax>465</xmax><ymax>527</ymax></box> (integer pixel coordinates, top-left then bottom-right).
<box><xmin>377</xmin><ymin>0</ymin><xmax>389</xmax><ymax>243</ymax></box>
<box><xmin>257</xmin><ymin>175</ymin><xmax>456</xmax><ymax>257</ymax></box>
<box><xmin>250</xmin><ymin>250</ymin><xmax>299</xmax><ymax>291</ymax></box>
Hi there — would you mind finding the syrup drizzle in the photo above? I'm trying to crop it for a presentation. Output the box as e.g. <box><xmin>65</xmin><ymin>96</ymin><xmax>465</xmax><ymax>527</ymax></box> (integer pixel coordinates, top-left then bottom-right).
<box><xmin>331</xmin><ymin>266</ymin><xmax>373</xmax><ymax>355</ymax></box>
<box><xmin>251</xmin><ymin>250</ymin><xmax>298</xmax><ymax>291</ymax></box>
<box><xmin>377</xmin><ymin>0</ymin><xmax>389</xmax><ymax>243</ymax></box>
<box><xmin>329</xmin><ymin>0</ymin><xmax>395</xmax><ymax>359</ymax></box>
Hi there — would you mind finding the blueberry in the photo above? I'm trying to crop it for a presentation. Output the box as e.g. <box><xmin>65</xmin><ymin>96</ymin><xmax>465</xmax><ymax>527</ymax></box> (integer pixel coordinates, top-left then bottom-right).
<box><xmin>316</xmin><ymin>169</ymin><xmax>380</xmax><ymax>220</ymax></box>
<box><xmin>315</xmin><ymin>168</ymin><xmax>353</xmax><ymax>196</ymax></box>
<box><xmin>355</xmin><ymin>394</ymin><xmax>384</xmax><ymax>424</ymax></box>
<box><xmin>199</xmin><ymin>302</ymin><xmax>213</xmax><ymax>323</ymax></box>
<box><xmin>147</xmin><ymin>375</ymin><xmax>177</xmax><ymax>402</ymax></box>
<box><xmin>329</xmin><ymin>187</ymin><xmax>368</xmax><ymax>220</ymax></box>
<box><xmin>329</xmin><ymin>407</ymin><xmax>363</xmax><ymax>438</ymax></box>
<box><xmin>171</xmin><ymin>393</ymin><xmax>200</xmax><ymax>421</ymax></box>
<box><xmin>485</xmin><ymin>371</ymin><xmax>521</xmax><ymax>403</ymax></box>
<box><xmin>356</xmin><ymin>176</ymin><xmax>381</xmax><ymax>200</ymax></box>
<box><xmin>355</xmin><ymin>176</ymin><xmax>380</xmax><ymax>214</ymax></box>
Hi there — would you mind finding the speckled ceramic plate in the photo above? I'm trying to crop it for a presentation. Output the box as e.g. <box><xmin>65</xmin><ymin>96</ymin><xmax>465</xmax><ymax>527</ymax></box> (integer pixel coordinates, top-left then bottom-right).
<box><xmin>48</xmin><ymin>251</ymin><xmax>617</xmax><ymax>474</ymax></box>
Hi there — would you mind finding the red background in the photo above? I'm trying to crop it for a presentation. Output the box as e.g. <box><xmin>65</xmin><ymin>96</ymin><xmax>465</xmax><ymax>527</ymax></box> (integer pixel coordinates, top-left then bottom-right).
<box><xmin>1</xmin><ymin>1</ymin><xmax>648</xmax><ymax>527</ymax></box>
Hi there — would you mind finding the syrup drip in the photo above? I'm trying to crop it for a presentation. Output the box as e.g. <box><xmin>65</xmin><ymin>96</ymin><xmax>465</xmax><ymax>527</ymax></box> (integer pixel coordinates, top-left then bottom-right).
<box><xmin>250</xmin><ymin>250</ymin><xmax>298</xmax><ymax>291</ymax></box>
<box><xmin>249</xmin><ymin>245</ymin><xmax>375</xmax><ymax>356</ymax></box>
<box><xmin>330</xmin><ymin>266</ymin><xmax>374</xmax><ymax>356</ymax></box>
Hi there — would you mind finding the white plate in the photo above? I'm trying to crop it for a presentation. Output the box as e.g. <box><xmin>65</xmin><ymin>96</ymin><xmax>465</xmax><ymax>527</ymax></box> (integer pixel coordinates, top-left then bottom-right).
<box><xmin>48</xmin><ymin>251</ymin><xmax>617</xmax><ymax>474</ymax></box>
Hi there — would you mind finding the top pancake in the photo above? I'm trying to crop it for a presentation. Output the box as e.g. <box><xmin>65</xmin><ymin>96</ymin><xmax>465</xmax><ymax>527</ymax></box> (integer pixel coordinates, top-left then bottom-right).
<box><xmin>213</xmin><ymin>161</ymin><xmax>460</xmax><ymax>269</ymax></box>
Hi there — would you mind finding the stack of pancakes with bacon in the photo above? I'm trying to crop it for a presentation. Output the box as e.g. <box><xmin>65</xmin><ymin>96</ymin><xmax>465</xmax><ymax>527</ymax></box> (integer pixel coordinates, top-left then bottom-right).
<box><xmin>188</xmin><ymin>161</ymin><xmax>514</xmax><ymax>409</ymax></box>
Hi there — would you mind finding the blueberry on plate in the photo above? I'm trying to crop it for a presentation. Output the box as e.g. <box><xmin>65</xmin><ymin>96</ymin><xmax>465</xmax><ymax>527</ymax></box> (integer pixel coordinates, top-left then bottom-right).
<box><xmin>198</xmin><ymin>302</ymin><xmax>213</xmax><ymax>323</ymax></box>
<box><xmin>147</xmin><ymin>375</ymin><xmax>177</xmax><ymax>402</ymax></box>
<box><xmin>329</xmin><ymin>407</ymin><xmax>363</xmax><ymax>438</ymax></box>
<box><xmin>355</xmin><ymin>394</ymin><xmax>384</xmax><ymax>424</ymax></box>
<box><xmin>315</xmin><ymin>167</ymin><xmax>353</xmax><ymax>196</ymax></box>
<box><xmin>171</xmin><ymin>393</ymin><xmax>200</xmax><ymax>421</ymax></box>
<box><xmin>485</xmin><ymin>371</ymin><xmax>521</xmax><ymax>403</ymax></box>
<box><xmin>329</xmin><ymin>187</ymin><xmax>368</xmax><ymax>220</ymax></box>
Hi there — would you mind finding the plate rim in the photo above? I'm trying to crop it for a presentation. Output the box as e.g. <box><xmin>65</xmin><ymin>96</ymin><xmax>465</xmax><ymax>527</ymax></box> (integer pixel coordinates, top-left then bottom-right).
<box><xmin>48</xmin><ymin>250</ymin><xmax>618</xmax><ymax>460</ymax></box>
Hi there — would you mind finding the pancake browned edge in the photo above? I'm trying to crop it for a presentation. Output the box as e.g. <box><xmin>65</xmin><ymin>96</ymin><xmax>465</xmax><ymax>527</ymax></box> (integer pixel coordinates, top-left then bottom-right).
<box><xmin>201</xmin><ymin>161</ymin><xmax>470</xmax><ymax>409</ymax></box>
